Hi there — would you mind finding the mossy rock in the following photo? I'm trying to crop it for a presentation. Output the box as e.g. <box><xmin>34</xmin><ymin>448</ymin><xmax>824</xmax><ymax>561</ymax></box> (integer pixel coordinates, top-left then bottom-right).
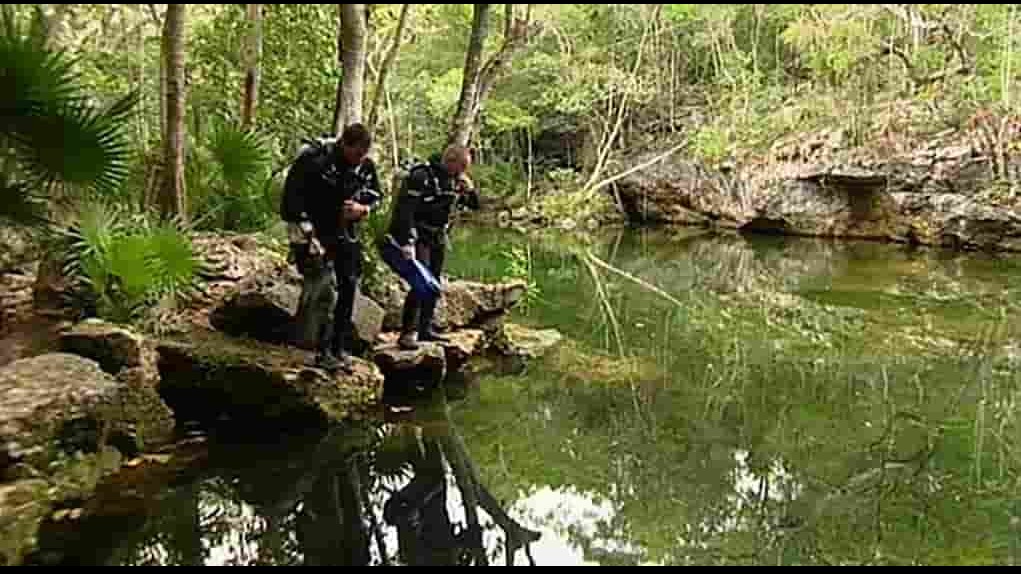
<box><xmin>156</xmin><ymin>329</ymin><xmax>384</xmax><ymax>424</ymax></box>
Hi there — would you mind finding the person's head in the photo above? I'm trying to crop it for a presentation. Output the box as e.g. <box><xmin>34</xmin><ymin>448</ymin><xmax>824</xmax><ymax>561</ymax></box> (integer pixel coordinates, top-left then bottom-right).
<box><xmin>441</xmin><ymin>144</ymin><xmax>472</xmax><ymax>177</ymax></box>
<box><xmin>339</xmin><ymin>123</ymin><xmax>372</xmax><ymax>164</ymax></box>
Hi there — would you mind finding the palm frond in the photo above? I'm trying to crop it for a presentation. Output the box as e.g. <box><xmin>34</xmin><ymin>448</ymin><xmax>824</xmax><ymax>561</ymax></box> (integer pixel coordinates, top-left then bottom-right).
<box><xmin>58</xmin><ymin>198</ymin><xmax>206</xmax><ymax>324</ymax></box>
<box><xmin>65</xmin><ymin>199</ymin><xmax>125</xmax><ymax>262</ymax></box>
<box><xmin>208</xmin><ymin>122</ymin><xmax>272</xmax><ymax>193</ymax></box>
<box><xmin>1</xmin><ymin>10</ymin><xmax>137</xmax><ymax>198</ymax></box>
<box><xmin>0</xmin><ymin>8</ymin><xmax>80</xmax><ymax>130</ymax></box>
<box><xmin>11</xmin><ymin>90</ymin><xmax>139</xmax><ymax>194</ymax></box>
<box><xmin>0</xmin><ymin>175</ymin><xmax>47</xmax><ymax>226</ymax></box>
<box><xmin>108</xmin><ymin>234</ymin><xmax>155</xmax><ymax>303</ymax></box>
<box><xmin>56</xmin><ymin>199</ymin><xmax>121</xmax><ymax>315</ymax></box>
<box><xmin>145</xmin><ymin>219</ymin><xmax>201</xmax><ymax>299</ymax></box>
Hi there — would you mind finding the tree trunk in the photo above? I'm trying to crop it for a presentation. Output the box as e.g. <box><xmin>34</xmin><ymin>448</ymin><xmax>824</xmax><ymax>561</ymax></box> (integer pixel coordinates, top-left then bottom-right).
<box><xmin>159</xmin><ymin>3</ymin><xmax>187</xmax><ymax>221</ymax></box>
<box><xmin>135</xmin><ymin>4</ymin><xmax>147</xmax><ymax>146</ymax></box>
<box><xmin>240</xmin><ymin>3</ymin><xmax>263</xmax><ymax>130</ymax></box>
<box><xmin>470</xmin><ymin>5</ymin><xmax>532</xmax><ymax>138</ymax></box>
<box><xmin>367</xmin><ymin>4</ymin><xmax>413</xmax><ymax>131</ymax></box>
<box><xmin>332</xmin><ymin>3</ymin><xmax>368</xmax><ymax>134</ymax></box>
<box><xmin>384</xmin><ymin>80</ymin><xmax>399</xmax><ymax>167</ymax></box>
<box><xmin>581</xmin><ymin>8</ymin><xmax>657</xmax><ymax>193</ymax></box>
<box><xmin>1003</xmin><ymin>3</ymin><xmax>1015</xmax><ymax>108</ymax></box>
<box><xmin>526</xmin><ymin>126</ymin><xmax>533</xmax><ymax>201</ymax></box>
<box><xmin>450</xmin><ymin>4</ymin><xmax>533</xmax><ymax>150</ymax></box>
<box><xmin>158</xmin><ymin>12</ymin><xmax>168</xmax><ymax>140</ymax></box>
<box><xmin>149</xmin><ymin>1</ymin><xmax>167</xmax><ymax>153</ymax></box>
<box><xmin>448</xmin><ymin>3</ymin><xmax>492</xmax><ymax>148</ymax></box>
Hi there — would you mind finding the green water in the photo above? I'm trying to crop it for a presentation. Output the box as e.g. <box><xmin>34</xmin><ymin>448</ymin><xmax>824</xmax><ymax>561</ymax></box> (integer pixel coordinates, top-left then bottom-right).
<box><xmin>29</xmin><ymin>226</ymin><xmax>1021</xmax><ymax>566</ymax></box>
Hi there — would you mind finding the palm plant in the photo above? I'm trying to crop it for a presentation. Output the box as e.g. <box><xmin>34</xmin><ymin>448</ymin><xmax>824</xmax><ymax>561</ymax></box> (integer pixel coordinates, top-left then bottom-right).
<box><xmin>60</xmin><ymin>199</ymin><xmax>202</xmax><ymax>324</ymax></box>
<box><xmin>0</xmin><ymin>5</ymin><xmax>137</xmax><ymax>227</ymax></box>
<box><xmin>189</xmin><ymin>119</ymin><xmax>277</xmax><ymax>232</ymax></box>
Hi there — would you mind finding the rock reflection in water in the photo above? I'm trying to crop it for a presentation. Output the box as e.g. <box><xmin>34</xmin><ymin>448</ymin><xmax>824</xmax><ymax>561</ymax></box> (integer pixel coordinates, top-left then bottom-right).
<box><xmin>26</xmin><ymin>388</ymin><xmax>545</xmax><ymax>566</ymax></box>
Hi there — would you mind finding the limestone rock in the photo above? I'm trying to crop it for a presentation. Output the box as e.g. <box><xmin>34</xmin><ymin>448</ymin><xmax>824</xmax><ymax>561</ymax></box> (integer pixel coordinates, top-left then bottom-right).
<box><xmin>59</xmin><ymin>320</ymin><xmax>155</xmax><ymax>381</ymax></box>
<box><xmin>498</xmin><ymin>323</ymin><xmax>564</xmax><ymax>360</ymax></box>
<box><xmin>156</xmin><ymin>330</ymin><xmax>384</xmax><ymax>424</ymax></box>
<box><xmin>377</xmin><ymin>280</ymin><xmax>528</xmax><ymax>332</ymax></box>
<box><xmin>372</xmin><ymin>335</ymin><xmax>447</xmax><ymax>384</ymax></box>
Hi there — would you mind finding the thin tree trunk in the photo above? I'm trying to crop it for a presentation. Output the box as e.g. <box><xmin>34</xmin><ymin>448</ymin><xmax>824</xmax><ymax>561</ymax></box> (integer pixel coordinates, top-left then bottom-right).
<box><xmin>150</xmin><ymin>0</ymin><xmax>167</xmax><ymax>171</ymax></box>
<box><xmin>1004</xmin><ymin>3</ymin><xmax>1015</xmax><ymax>108</ymax></box>
<box><xmin>240</xmin><ymin>3</ymin><xmax>263</xmax><ymax>130</ymax></box>
<box><xmin>526</xmin><ymin>126</ymin><xmax>533</xmax><ymax>201</ymax></box>
<box><xmin>362</xmin><ymin>4</ymin><xmax>371</xmax><ymax>101</ymax></box>
<box><xmin>384</xmin><ymin>82</ymin><xmax>399</xmax><ymax>167</ymax></box>
<box><xmin>582</xmin><ymin>7</ymin><xmax>658</xmax><ymax>192</ymax></box>
<box><xmin>333</xmin><ymin>3</ymin><xmax>368</xmax><ymax>134</ymax></box>
<box><xmin>448</xmin><ymin>3</ymin><xmax>492</xmax><ymax>148</ymax></box>
<box><xmin>159</xmin><ymin>14</ymin><xmax>168</xmax><ymax>138</ymax></box>
<box><xmin>669</xmin><ymin>45</ymin><xmax>676</xmax><ymax>133</ymax></box>
<box><xmin>136</xmin><ymin>3</ymin><xmax>153</xmax><ymax>212</ymax></box>
<box><xmin>367</xmin><ymin>4</ymin><xmax>412</xmax><ymax>131</ymax></box>
<box><xmin>752</xmin><ymin>4</ymin><xmax>761</xmax><ymax>78</ymax></box>
<box><xmin>160</xmin><ymin>3</ymin><xmax>187</xmax><ymax>220</ymax></box>
<box><xmin>330</xmin><ymin>5</ymin><xmax>343</xmax><ymax>133</ymax></box>
<box><xmin>469</xmin><ymin>5</ymin><xmax>532</xmax><ymax>139</ymax></box>
<box><xmin>136</xmin><ymin>4</ymin><xmax>147</xmax><ymax>147</ymax></box>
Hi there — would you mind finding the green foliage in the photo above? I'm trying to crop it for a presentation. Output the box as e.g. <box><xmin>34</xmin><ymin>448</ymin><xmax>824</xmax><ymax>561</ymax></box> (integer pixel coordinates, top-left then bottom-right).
<box><xmin>689</xmin><ymin>126</ymin><xmax>729</xmax><ymax>164</ymax></box>
<box><xmin>538</xmin><ymin>188</ymin><xmax>606</xmax><ymax>224</ymax></box>
<box><xmin>59</xmin><ymin>200</ymin><xmax>202</xmax><ymax>324</ymax></box>
<box><xmin>0</xmin><ymin>5</ymin><xmax>137</xmax><ymax>226</ymax></box>
<box><xmin>780</xmin><ymin>7</ymin><xmax>881</xmax><ymax>86</ymax></box>
<box><xmin>190</xmin><ymin>3</ymin><xmax>337</xmax><ymax>154</ymax></box>
<box><xmin>30</xmin><ymin>2</ymin><xmax>1019</xmax><ymax>229</ymax></box>
<box><xmin>357</xmin><ymin>194</ymin><xmax>396</xmax><ymax>297</ymax></box>
<box><xmin>422</xmin><ymin>68</ymin><xmax>462</xmax><ymax>120</ymax></box>
<box><xmin>188</xmin><ymin>121</ymin><xmax>277</xmax><ymax>232</ymax></box>
<box><xmin>481</xmin><ymin>98</ymin><xmax>537</xmax><ymax>135</ymax></box>
<box><xmin>470</xmin><ymin>158</ymin><xmax>523</xmax><ymax>198</ymax></box>
<box><xmin>501</xmin><ymin>244</ymin><xmax>540</xmax><ymax>314</ymax></box>
<box><xmin>546</xmin><ymin>167</ymin><xmax>579</xmax><ymax>190</ymax></box>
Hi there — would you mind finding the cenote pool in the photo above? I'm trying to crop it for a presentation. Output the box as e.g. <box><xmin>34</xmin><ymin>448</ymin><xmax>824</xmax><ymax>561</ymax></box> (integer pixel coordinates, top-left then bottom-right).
<box><xmin>25</xmin><ymin>225</ymin><xmax>1021</xmax><ymax>566</ymax></box>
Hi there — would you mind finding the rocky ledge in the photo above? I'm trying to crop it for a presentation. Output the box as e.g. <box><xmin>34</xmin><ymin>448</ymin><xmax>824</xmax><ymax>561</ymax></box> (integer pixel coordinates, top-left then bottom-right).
<box><xmin>373</xmin><ymin>329</ymin><xmax>486</xmax><ymax>383</ymax></box>
<box><xmin>28</xmin><ymin>233</ymin><xmax>535</xmax><ymax>425</ymax></box>
<box><xmin>0</xmin><ymin>225</ymin><xmax>39</xmax><ymax>334</ymax></box>
<box><xmin>614</xmin><ymin>127</ymin><xmax>1021</xmax><ymax>252</ymax></box>
<box><xmin>496</xmin><ymin>323</ymin><xmax>565</xmax><ymax>359</ymax></box>
<box><xmin>0</xmin><ymin>352</ymin><xmax>174</xmax><ymax>566</ymax></box>
<box><xmin>54</xmin><ymin>317</ymin><xmax>383</xmax><ymax>425</ymax></box>
<box><xmin>1</xmin><ymin>231</ymin><xmax>558</xmax><ymax>565</ymax></box>
<box><xmin>156</xmin><ymin>329</ymin><xmax>384</xmax><ymax>424</ymax></box>
<box><xmin>202</xmin><ymin>239</ymin><xmax>529</xmax><ymax>382</ymax></box>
